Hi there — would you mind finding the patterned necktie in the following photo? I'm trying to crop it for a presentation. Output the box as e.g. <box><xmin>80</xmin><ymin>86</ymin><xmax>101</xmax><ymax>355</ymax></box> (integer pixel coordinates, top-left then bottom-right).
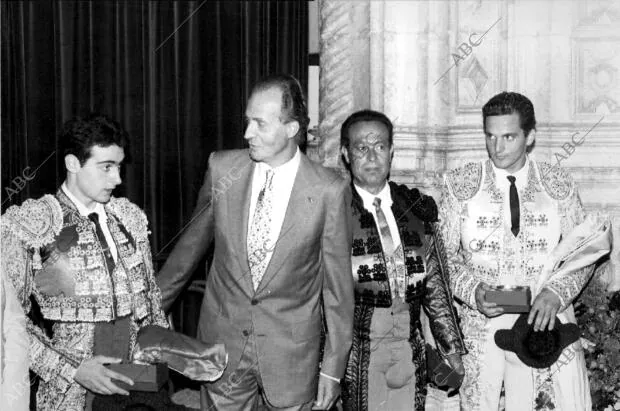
<box><xmin>248</xmin><ymin>169</ymin><xmax>275</xmax><ymax>290</ymax></box>
<box><xmin>373</xmin><ymin>197</ymin><xmax>395</xmax><ymax>255</ymax></box>
<box><xmin>373</xmin><ymin>197</ymin><xmax>407</xmax><ymax>301</ymax></box>
<box><xmin>507</xmin><ymin>176</ymin><xmax>520</xmax><ymax>236</ymax></box>
<box><xmin>88</xmin><ymin>212</ymin><xmax>116</xmax><ymax>273</ymax></box>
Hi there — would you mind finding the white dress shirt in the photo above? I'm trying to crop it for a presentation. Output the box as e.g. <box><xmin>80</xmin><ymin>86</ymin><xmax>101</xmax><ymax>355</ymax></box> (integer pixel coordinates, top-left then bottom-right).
<box><xmin>491</xmin><ymin>157</ymin><xmax>530</xmax><ymax>228</ymax></box>
<box><xmin>62</xmin><ymin>183</ymin><xmax>118</xmax><ymax>262</ymax></box>
<box><xmin>354</xmin><ymin>182</ymin><xmax>401</xmax><ymax>251</ymax></box>
<box><xmin>247</xmin><ymin>148</ymin><xmax>301</xmax><ymax>271</ymax></box>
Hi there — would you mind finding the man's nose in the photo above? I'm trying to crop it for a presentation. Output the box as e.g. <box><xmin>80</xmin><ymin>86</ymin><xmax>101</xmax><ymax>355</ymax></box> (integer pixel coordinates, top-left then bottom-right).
<box><xmin>110</xmin><ymin>167</ymin><xmax>122</xmax><ymax>185</ymax></box>
<box><xmin>367</xmin><ymin>147</ymin><xmax>378</xmax><ymax>161</ymax></box>
<box><xmin>244</xmin><ymin>122</ymin><xmax>255</xmax><ymax>140</ymax></box>
<box><xmin>495</xmin><ymin>138</ymin><xmax>505</xmax><ymax>154</ymax></box>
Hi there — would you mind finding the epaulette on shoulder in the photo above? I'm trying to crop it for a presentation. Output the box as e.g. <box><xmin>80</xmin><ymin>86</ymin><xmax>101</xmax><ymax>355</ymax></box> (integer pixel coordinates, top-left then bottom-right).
<box><xmin>446</xmin><ymin>162</ymin><xmax>483</xmax><ymax>201</ymax></box>
<box><xmin>2</xmin><ymin>194</ymin><xmax>62</xmax><ymax>248</ymax></box>
<box><xmin>106</xmin><ymin>197</ymin><xmax>150</xmax><ymax>241</ymax></box>
<box><xmin>536</xmin><ymin>161</ymin><xmax>573</xmax><ymax>201</ymax></box>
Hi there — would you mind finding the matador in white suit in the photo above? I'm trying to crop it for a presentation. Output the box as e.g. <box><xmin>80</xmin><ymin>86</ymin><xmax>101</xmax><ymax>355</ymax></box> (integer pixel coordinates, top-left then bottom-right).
<box><xmin>437</xmin><ymin>92</ymin><xmax>594</xmax><ymax>411</ymax></box>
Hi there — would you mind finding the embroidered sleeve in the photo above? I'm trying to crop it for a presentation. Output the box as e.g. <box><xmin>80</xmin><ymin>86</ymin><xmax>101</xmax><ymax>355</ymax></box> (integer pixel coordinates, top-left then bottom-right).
<box><xmin>544</xmin><ymin>185</ymin><xmax>595</xmax><ymax>309</ymax></box>
<box><xmin>107</xmin><ymin>197</ymin><xmax>168</xmax><ymax>327</ymax></box>
<box><xmin>437</xmin><ymin>177</ymin><xmax>480</xmax><ymax>309</ymax></box>
<box><xmin>138</xmin><ymin>240</ymin><xmax>169</xmax><ymax>329</ymax></box>
<box><xmin>1</xmin><ymin>218</ymin><xmax>80</xmax><ymax>394</ymax></box>
<box><xmin>423</xmin><ymin>224</ymin><xmax>466</xmax><ymax>356</ymax></box>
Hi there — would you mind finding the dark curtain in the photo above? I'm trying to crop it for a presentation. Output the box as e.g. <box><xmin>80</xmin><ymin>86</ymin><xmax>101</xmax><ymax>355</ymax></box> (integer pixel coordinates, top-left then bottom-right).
<box><xmin>1</xmin><ymin>0</ymin><xmax>308</xmax><ymax>258</ymax></box>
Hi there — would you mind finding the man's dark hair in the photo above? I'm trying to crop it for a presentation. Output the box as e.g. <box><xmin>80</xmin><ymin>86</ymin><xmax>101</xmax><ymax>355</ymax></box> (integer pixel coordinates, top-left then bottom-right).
<box><xmin>60</xmin><ymin>113</ymin><xmax>130</xmax><ymax>165</ymax></box>
<box><xmin>252</xmin><ymin>74</ymin><xmax>310</xmax><ymax>146</ymax></box>
<box><xmin>340</xmin><ymin>109</ymin><xmax>393</xmax><ymax>149</ymax></box>
<box><xmin>482</xmin><ymin>92</ymin><xmax>537</xmax><ymax>137</ymax></box>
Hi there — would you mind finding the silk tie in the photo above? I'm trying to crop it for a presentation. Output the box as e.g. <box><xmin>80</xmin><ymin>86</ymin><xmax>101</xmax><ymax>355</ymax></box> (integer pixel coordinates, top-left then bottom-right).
<box><xmin>507</xmin><ymin>176</ymin><xmax>520</xmax><ymax>237</ymax></box>
<box><xmin>248</xmin><ymin>169</ymin><xmax>275</xmax><ymax>290</ymax></box>
<box><xmin>88</xmin><ymin>212</ymin><xmax>116</xmax><ymax>273</ymax></box>
<box><xmin>374</xmin><ymin>197</ymin><xmax>408</xmax><ymax>301</ymax></box>
<box><xmin>373</xmin><ymin>197</ymin><xmax>395</xmax><ymax>256</ymax></box>
<box><xmin>88</xmin><ymin>212</ymin><xmax>130</xmax><ymax>371</ymax></box>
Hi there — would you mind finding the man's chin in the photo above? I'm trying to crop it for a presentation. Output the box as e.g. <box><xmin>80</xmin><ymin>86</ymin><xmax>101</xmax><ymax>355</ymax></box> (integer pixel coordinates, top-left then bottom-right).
<box><xmin>98</xmin><ymin>193</ymin><xmax>113</xmax><ymax>203</ymax></box>
<box><xmin>248</xmin><ymin>148</ymin><xmax>262</xmax><ymax>162</ymax></box>
<box><xmin>491</xmin><ymin>157</ymin><xmax>509</xmax><ymax>169</ymax></box>
<box><xmin>491</xmin><ymin>157</ymin><xmax>525</xmax><ymax>173</ymax></box>
<box><xmin>357</xmin><ymin>177</ymin><xmax>388</xmax><ymax>193</ymax></box>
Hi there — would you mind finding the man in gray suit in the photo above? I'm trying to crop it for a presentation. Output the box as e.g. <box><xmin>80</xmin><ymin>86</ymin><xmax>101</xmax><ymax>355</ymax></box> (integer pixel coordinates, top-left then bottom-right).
<box><xmin>157</xmin><ymin>74</ymin><xmax>354</xmax><ymax>410</ymax></box>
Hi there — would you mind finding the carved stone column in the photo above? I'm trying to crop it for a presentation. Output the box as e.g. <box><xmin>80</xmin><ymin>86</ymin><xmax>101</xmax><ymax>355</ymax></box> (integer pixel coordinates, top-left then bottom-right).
<box><xmin>314</xmin><ymin>0</ymin><xmax>370</xmax><ymax>170</ymax></box>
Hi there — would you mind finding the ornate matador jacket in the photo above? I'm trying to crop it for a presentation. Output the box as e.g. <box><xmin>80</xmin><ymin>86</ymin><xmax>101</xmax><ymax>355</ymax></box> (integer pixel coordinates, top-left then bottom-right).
<box><xmin>437</xmin><ymin>159</ymin><xmax>595</xmax><ymax>407</ymax></box>
<box><xmin>1</xmin><ymin>189</ymin><xmax>168</xmax><ymax>410</ymax></box>
<box><xmin>342</xmin><ymin>182</ymin><xmax>465</xmax><ymax>411</ymax></box>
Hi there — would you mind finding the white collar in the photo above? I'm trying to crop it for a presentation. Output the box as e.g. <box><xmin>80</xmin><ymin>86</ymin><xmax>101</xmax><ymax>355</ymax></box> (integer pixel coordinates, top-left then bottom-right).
<box><xmin>492</xmin><ymin>156</ymin><xmax>530</xmax><ymax>187</ymax></box>
<box><xmin>61</xmin><ymin>182</ymin><xmax>106</xmax><ymax>219</ymax></box>
<box><xmin>255</xmin><ymin>146</ymin><xmax>301</xmax><ymax>177</ymax></box>
<box><xmin>354</xmin><ymin>181</ymin><xmax>392</xmax><ymax>211</ymax></box>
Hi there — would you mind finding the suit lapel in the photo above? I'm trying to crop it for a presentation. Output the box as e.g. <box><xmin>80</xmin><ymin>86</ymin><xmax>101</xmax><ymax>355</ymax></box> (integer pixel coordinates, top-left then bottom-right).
<box><xmin>255</xmin><ymin>154</ymin><xmax>316</xmax><ymax>294</ymax></box>
<box><xmin>227</xmin><ymin>157</ymin><xmax>255</xmax><ymax>292</ymax></box>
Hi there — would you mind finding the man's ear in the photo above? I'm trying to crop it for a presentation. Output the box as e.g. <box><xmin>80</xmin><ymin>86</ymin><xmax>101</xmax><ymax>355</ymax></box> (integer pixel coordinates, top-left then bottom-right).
<box><xmin>286</xmin><ymin>120</ymin><xmax>300</xmax><ymax>140</ymax></box>
<box><xmin>526</xmin><ymin>129</ymin><xmax>536</xmax><ymax>148</ymax></box>
<box><xmin>65</xmin><ymin>154</ymin><xmax>81</xmax><ymax>174</ymax></box>
<box><xmin>341</xmin><ymin>145</ymin><xmax>350</xmax><ymax>165</ymax></box>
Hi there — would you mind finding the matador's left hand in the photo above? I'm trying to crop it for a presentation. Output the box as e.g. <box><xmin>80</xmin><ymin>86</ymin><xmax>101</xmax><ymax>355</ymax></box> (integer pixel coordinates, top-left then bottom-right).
<box><xmin>528</xmin><ymin>288</ymin><xmax>561</xmax><ymax>332</ymax></box>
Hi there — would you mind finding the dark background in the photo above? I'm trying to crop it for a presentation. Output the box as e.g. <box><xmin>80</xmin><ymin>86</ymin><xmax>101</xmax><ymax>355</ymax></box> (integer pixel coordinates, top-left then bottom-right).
<box><xmin>1</xmin><ymin>0</ymin><xmax>308</xmax><ymax>324</ymax></box>
<box><xmin>1</xmin><ymin>0</ymin><xmax>308</xmax><ymax>256</ymax></box>
<box><xmin>2</xmin><ymin>1</ymin><xmax>309</xmax><ymax>402</ymax></box>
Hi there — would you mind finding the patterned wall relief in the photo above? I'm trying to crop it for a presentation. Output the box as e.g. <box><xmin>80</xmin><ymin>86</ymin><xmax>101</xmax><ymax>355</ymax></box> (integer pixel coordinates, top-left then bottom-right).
<box><xmin>573</xmin><ymin>3</ymin><xmax>620</xmax><ymax>116</ymax></box>
<box><xmin>454</xmin><ymin>1</ymin><xmax>506</xmax><ymax>113</ymax></box>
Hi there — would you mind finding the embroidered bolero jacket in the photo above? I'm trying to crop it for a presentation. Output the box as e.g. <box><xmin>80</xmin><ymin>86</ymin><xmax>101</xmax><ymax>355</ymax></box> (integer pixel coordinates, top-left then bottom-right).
<box><xmin>0</xmin><ymin>190</ymin><xmax>168</xmax><ymax>410</ymax></box>
<box><xmin>437</xmin><ymin>159</ymin><xmax>594</xmax><ymax>311</ymax></box>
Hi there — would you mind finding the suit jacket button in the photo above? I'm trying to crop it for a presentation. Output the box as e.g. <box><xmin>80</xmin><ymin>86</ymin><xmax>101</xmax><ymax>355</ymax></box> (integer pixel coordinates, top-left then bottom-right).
<box><xmin>251</xmin><ymin>299</ymin><xmax>259</xmax><ymax>305</ymax></box>
<box><xmin>242</xmin><ymin>330</ymin><xmax>250</xmax><ymax>337</ymax></box>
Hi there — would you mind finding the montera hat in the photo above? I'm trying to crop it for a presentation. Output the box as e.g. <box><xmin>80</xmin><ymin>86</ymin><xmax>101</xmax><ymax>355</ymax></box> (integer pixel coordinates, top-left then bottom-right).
<box><xmin>494</xmin><ymin>313</ymin><xmax>580</xmax><ymax>369</ymax></box>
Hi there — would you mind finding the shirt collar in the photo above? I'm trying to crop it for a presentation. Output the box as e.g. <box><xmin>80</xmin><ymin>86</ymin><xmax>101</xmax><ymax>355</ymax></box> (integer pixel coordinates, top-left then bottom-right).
<box><xmin>354</xmin><ymin>181</ymin><xmax>392</xmax><ymax>212</ymax></box>
<box><xmin>492</xmin><ymin>156</ymin><xmax>530</xmax><ymax>188</ymax></box>
<box><xmin>255</xmin><ymin>146</ymin><xmax>301</xmax><ymax>177</ymax></box>
<box><xmin>61</xmin><ymin>182</ymin><xmax>106</xmax><ymax>219</ymax></box>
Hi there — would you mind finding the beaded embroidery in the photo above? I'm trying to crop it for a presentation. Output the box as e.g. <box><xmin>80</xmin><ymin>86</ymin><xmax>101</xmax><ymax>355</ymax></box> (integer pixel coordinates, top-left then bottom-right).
<box><xmin>1</xmin><ymin>189</ymin><xmax>168</xmax><ymax>410</ymax></box>
<box><xmin>437</xmin><ymin>159</ymin><xmax>595</xmax><ymax>410</ymax></box>
<box><xmin>447</xmin><ymin>162</ymin><xmax>483</xmax><ymax>201</ymax></box>
<box><xmin>537</xmin><ymin>162</ymin><xmax>572</xmax><ymax>200</ymax></box>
